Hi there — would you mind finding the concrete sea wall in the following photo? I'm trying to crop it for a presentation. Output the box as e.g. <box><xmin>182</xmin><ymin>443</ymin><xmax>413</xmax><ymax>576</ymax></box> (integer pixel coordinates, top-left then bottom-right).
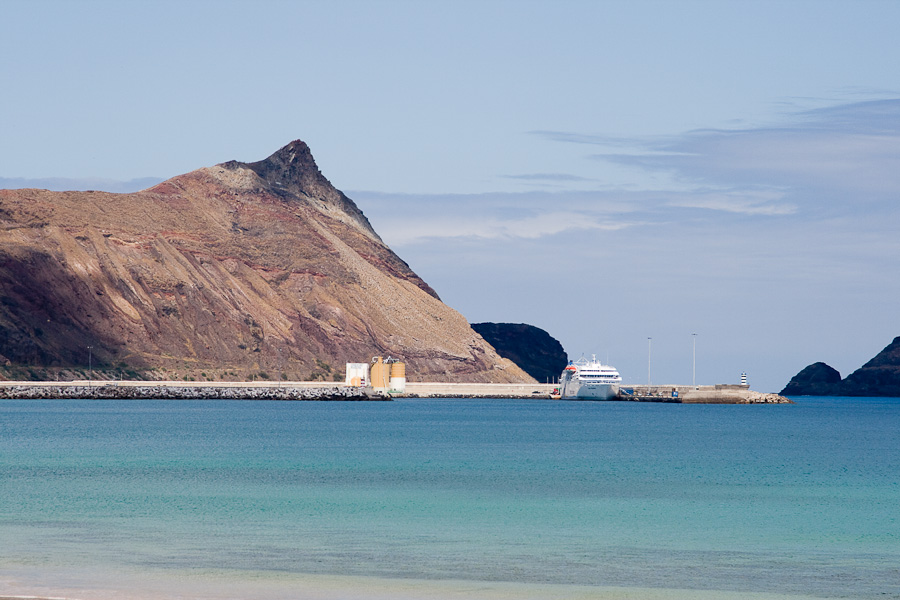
<box><xmin>401</xmin><ymin>382</ymin><xmax>556</xmax><ymax>398</ymax></box>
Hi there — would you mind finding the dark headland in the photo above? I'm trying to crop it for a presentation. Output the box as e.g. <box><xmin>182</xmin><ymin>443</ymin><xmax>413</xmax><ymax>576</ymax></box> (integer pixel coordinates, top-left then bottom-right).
<box><xmin>781</xmin><ymin>336</ymin><xmax>900</xmax><ymax>396</ymax></box>
<box><xmin>470</xmin><ymin>322</ymin><xmax>568</xmax><ymax>383</ymax></box>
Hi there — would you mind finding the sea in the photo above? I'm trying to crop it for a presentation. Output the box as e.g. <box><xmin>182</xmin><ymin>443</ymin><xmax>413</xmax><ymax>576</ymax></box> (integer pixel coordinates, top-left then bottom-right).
<box><xmin>0</xmin><ymin>396</ymin><xmax>897</xmax><ymax>600</ymax></box>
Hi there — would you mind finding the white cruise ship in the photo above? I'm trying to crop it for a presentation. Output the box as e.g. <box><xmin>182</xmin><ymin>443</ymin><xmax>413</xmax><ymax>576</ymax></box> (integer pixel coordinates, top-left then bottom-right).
<box><xmin>559</xmin><ymin>355</ymin><xmax>622</xmax><ymax>400</ymax></box>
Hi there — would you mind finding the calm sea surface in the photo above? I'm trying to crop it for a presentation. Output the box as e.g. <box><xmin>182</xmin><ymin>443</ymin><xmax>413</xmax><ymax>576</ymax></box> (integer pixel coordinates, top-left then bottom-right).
<box><xmin>1</xmin><ymin>397</ymin><xmax>898</xmax><ymax>599</ymax></box>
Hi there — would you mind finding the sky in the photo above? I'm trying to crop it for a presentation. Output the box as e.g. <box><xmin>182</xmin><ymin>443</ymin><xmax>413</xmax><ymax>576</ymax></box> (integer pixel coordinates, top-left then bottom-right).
<box><xmin>2</xmin><ymin>0</ymin><xmax>899</xmax><ymax>392</ymax></box>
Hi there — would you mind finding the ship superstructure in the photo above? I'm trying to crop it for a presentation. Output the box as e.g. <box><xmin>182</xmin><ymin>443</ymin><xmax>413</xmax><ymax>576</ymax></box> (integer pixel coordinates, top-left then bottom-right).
<box><xmin>559</xmin><ymin>355</ymin><xmax>622</xmax><ymax>400</ymax></box>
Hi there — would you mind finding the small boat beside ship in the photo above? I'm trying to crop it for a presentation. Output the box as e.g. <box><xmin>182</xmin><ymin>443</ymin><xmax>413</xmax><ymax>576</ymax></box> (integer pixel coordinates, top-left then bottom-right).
<box><xmin>559</xmin><ymin>355</ymin><xmax>622</xmax><ymax>400</ymax></box>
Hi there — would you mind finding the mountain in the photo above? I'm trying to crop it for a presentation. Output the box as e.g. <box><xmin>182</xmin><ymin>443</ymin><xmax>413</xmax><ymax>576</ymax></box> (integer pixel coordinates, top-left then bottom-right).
<box><xmin>780</xmin><ymin>336</ymin><xmax>900</xmax><ymax>396</ymax></box>
<box><xmin>0</xmin><ymin>140</ymin><xmax>531</xmax><ymax>383</ymax></box>
<box><xmin>470</xmin><ymin>322</ymin><xmax>568</xmax><ymax>383</ymax></box>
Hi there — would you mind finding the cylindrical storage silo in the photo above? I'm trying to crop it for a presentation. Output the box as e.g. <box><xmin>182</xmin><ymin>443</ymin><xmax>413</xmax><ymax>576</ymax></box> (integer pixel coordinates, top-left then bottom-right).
<box><xmin>389</xmin><ymin>361</ymin><xmax>406</xmax><ymax>393</ymax></box>
<box><xmin>370</xmin><ymin>357</ymin><xmax>390</xmax><ymax>391</ymax></box>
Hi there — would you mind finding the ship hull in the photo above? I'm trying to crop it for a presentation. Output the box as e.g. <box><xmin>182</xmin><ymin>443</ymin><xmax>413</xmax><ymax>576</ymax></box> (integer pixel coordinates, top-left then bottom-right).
<box><xmin>559</xmin><ymin>381</ymin><xmax>619</xmax><ymax>400</ymax></box>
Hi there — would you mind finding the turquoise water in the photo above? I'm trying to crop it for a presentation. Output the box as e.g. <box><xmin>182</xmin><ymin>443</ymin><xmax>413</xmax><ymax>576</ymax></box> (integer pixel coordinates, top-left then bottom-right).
<box><xmin>1</xmin><ymin>397</ymin><xmax>898</xmax><ymax>598</ymax></box>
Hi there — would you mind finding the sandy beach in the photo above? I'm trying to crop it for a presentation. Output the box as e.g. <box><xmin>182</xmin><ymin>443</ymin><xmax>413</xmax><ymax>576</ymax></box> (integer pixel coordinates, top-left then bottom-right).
<box><xmin>0</xmin><ymin>570</ymin><xmax>829</xmax><ymax>600</ymax></box>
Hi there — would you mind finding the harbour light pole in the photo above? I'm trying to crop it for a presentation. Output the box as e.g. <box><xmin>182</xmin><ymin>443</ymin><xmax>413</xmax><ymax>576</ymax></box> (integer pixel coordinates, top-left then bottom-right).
<box><xmin>692</xmin><ymin>333</ymin><xmax>697</xmax><ymax>387</ymax></box>
<box><xmin>647</xmin><ymin>337</ymin><xmax>652</xmax><ymax>386</ymax></box>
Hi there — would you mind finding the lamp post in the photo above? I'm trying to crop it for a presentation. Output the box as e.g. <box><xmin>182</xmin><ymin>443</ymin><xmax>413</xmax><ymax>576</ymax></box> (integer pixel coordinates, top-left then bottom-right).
<box><xmin>647</xmin><ymin>337</ymin><xmax>652</xmax><ymax>386</ymax></box>
<box><xmin>692</xmin><ymin>333</ymin><xmax>697</xmax><ymax>388</ymax></box>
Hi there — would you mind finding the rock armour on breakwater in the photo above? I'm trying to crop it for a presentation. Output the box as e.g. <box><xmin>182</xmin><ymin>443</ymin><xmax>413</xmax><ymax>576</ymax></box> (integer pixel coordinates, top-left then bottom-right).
<box><xmin>0</xmin><ymin>384</ymin><xmax>384</xmax><ymax>401</ymax></box>
<box><xmin>619</xmin><ymin>384</ymin><xmax>791</xmax><ymax>403</ymax></box>
<box><xmin>742</xmin><ymin>391</ymin><xmax>792</xmax><ymax>404</ymax></box>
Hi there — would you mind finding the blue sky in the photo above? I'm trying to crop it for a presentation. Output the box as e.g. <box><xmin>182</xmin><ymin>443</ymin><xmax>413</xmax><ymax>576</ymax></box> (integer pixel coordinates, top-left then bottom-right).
<box><xmin>3</xmin><ymin>0</ymin><xmax>899</xmax><ymax>391</ymax></box>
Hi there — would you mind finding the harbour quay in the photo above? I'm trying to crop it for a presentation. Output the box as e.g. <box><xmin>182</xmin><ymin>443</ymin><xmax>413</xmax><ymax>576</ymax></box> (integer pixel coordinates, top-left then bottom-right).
<box><xmin>400</xmin><ymin>382</ymin><xmax>556</xmax><ymax>398</ymax></box>
<box><xmin>0</xmin><ymin>381</ymin><xmax>789</xmax><ymax>403</ymax></box>
<box><xmin>619</xmin><ymin>384</ymin><xmax>791</xmax><ymax>404</ymax></box>
<box><xmin>400</xmin><ymin>382</ymin><xmax>790</xmax><ymax>403</ymax></box>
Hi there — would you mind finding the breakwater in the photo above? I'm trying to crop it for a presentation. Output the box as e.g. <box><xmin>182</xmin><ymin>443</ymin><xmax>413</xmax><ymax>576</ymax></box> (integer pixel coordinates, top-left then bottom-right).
<box><xmin>0</xmin><ymin>381</ymin><xmax>789</xmax><ymax>403</ymax></box>
<box><xmin>0</xmin><ymin>381</ymin><xmax>384</xmax><ymax>401</ymax></box>
<box><xmin>400</xmin><ymin>382</ymin><xmax>790</xmax><ymax>403</ymax></box>
<box><xmin>620</xmin><ymin>384</ymin><xmax>791</xmax><ymax>404</ymax></box>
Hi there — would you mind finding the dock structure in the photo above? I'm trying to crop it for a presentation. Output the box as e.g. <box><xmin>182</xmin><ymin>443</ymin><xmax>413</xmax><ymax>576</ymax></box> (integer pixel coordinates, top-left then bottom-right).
<box><xmin>0</xmin><ymin>380</ymin><xmax>789</xmax><ymax>403</ymax></box>
<box><xmin>618</xmin><ymin>384</ymin><xmax>790</xmax><ymax>404</ymax></box>
<box><xmin>399</xmin><ymin>382</ymin><xmax>556</xmax><ymax>398</ymax></box>
<box><xmin>396</xmin><ymin>382</ymin><xmax>788</xmax><ymax>403</ymax></box>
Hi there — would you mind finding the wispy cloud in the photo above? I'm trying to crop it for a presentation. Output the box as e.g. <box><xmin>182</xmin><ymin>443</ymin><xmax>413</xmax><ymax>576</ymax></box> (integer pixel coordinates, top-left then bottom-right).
<box><xmin>529</xmin><ymin>130</ymin><xmax>638</xmax><ymax>148</ymax></box>
<box><xmin>370</xmin><ymin>211</ymin><xmax>631</xmax><ymax>246</ymax></box>
<box><xmin>534</xmin><ymin>99</ymin><xmax>900</xmax><ymax>211</ymax></box>
<box><xmin>351</xmin><ymin>190</ymin><xmax>644</xmax><ymax>245</ymax></box>
<box><xmin>503</xmin><ymin>173</ymin><xmax>594</xmax><ymax>182</ymax></box>
<box><xmin>798</xmin><ymin>98</ymin><xmax>900</xmax><ymax>134</ymax></box>
<box><xmin>352</xmin><ymin>181</ymin><xmax>798</xmax><ymax>246</ymax></box>
<box><xmin>20</xmin><ymin>96</ymin><xmax>887</xmax><ymax>246</ymax></box>
<box><xmin>663</xmin><ymin>188</ymin><xmax>797</xmax><ymax>216</ymax></box>
<box><xmin>603</xmin><ymin>128</ymin><xmax>900</xmax><ymax>200</ymax></box>
<box><xmin>0</xmin><ymin>177</ymin><xmax>164</xmax><ymax>193</ymax></box>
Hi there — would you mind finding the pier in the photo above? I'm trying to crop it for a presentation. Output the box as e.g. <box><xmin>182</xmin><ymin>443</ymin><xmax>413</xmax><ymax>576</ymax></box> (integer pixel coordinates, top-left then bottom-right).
<box><xmin>618</xmin><ymin>384</ymin><xmax>790</xmax><ymax>403</ymax></box>
<box><xmin>0</xmin><ymin>380</ymin><xmax>789</xmax><ymax>403</ymax></box>
<box><xmin>400</xmin><ymin>382</ymin><xmax>789</xmax><ymax>403</ymax></box>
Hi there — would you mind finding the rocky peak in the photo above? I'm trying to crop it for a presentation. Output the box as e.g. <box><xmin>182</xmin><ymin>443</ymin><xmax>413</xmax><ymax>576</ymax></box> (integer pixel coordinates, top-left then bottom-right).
<box><xmin>218</xmin><ymin>140</ymin><xmax>378</xmax><ymax>239</ymax></box>
<box><xmin>245</xmin><ymin>140</ymin><xmax>325</xmax><ymax>195</ymax></box>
